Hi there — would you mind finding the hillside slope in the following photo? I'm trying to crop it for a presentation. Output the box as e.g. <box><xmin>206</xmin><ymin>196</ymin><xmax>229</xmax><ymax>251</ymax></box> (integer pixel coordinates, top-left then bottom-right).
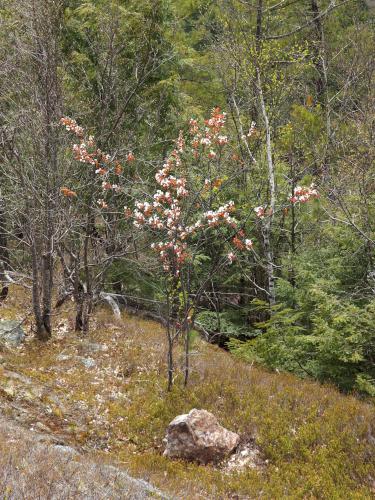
<box><xmin>0</xmin><ymin>415</ymin><xmax>168</xmax><ymax>499</ymax></box>
<box><xmin>0</xmin><ymin>291</ymin><xmax>374</xmax><ymax>499</ymax></box>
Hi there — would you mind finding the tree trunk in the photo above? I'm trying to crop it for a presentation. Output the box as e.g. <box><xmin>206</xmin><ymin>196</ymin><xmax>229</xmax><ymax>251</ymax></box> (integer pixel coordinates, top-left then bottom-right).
<box><xmin>31</xmin><ymin>240</ymin><xmax>51</xmax><ymax>341</ymax></box>
<box><xmin>310</xmin><ymin>0</ymin><xmax>331</xmax><ymax>172</ymax></box>
<box><xmin>166</xmin><ymin>292</ymin><xmax>174</xmax><ymax>391</ymax></box>
<box><xmin>28</xmin><ymin>0</ymin><xmax>62</xmax><ymax>340</ymax></box>
<box><xmin>0</xmin><ymin>190</ymin><xmax>10</xmax><ymax>302</ymax></box>
<box><xmin>255</xmin><ymin>0</ymin><xmax>276</xmax><ymax>306</ymax></box>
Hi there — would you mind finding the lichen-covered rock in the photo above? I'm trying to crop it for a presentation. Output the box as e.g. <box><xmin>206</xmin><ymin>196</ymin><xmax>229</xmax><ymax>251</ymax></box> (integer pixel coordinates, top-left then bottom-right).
<box><xmin>163</xmin><ymin>408</ymin><xmax>240</xmax><ymax>464</ymax></box>
<box><xmin>0</xmin><ymin>320</ymin><xmax>25</xmax><ymax>346</ymax></box>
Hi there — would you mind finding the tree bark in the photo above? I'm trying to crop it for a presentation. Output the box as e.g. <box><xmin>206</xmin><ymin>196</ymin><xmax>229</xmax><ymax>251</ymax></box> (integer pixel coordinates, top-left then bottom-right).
<box><xmin>0</xmin><ymin>189</ymin><xmax>10</xmax><ymax>302</ymax></box>
<box><xmin>256</xmin><ymin>0</ymin><xmax>276</xmax><ymax>306</ymax></box>
<box><xmin>310</xmin><ymin>0</ymin><xmax>331</xmax><ymax>168</ymax></box>
<box><xmin>29</xmin><ymin>0</ymin><xmax>62</xmax><ymax>340</ymax></box>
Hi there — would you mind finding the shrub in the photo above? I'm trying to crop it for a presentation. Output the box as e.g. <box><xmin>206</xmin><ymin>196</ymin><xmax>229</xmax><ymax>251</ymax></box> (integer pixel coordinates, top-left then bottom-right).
<box><xmin>229</xmin><ymin>287</ymin><xmax>375</xmax><ymax>395</ymax></box>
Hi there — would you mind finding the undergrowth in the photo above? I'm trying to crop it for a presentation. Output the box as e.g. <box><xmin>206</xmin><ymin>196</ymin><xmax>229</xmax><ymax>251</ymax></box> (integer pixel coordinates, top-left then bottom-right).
<box><xmin>0</xmin><ymin>288</ymin><xmax>374</xmax><ymax>499</ymax></box>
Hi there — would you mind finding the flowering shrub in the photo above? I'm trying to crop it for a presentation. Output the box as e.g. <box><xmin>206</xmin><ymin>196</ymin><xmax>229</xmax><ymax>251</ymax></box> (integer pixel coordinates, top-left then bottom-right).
<box><xmin>61</xmin><ymin>109</ymin><xmax>320</xmax><ymax>386</ymax></box>
<box><xmin>289</xmin><ymin>184</ymin><xmax>319</xmax><ymax>204</ymax></box>
<box><xmin>60</xmin><ymin>117</ymin><xmax>134</xmax><ymax>199</ymax></box>
<box><xmin>125</xmin><ymin>107</ymin><xmax>253</xmax><ymax>276</ymax></box>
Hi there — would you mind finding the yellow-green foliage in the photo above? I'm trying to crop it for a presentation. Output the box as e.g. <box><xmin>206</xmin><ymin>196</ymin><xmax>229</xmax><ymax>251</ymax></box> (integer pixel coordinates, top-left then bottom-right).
<box><xmin>0</xmin><ymin>290</ymin><xmax>374</xmax><ymax>499</ymax></box>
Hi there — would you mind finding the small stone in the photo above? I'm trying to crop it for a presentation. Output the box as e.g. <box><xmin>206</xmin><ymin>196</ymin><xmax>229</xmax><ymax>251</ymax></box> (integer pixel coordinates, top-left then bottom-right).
<box><xmin>79</xmin><ymin>342</ymin><xmax>108</xmax><ymax>355</ymax></box>
<box><xmin>79</xmin><ymin>357</ymin><xmax>96</xmax><ymax>369</ymax></box>
<box><xmin>56</xmin><ymin>353</ymin><xmax>71</xmax><ymax>362</ymax></box>
<box><xmin>225</xmin><ymin>441</ymin><xmax>265</xmax><ymax>471</ymax></box>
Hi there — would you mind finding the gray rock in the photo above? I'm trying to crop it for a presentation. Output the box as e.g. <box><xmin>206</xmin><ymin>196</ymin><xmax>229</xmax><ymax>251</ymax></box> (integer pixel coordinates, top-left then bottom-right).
<box><xmin>0</xmin><ymin>320</ymin><xmax>25</xmax><ymax>346</ymax></box>
<box><xmin>79</xmin><ymin>342</ymin><xmax>108</xmax><ymax>355</ymax></box>
<box><xmin>0</xmin><ymin>415</ymin><xmax>171</xmax><ymax>499</ymax></box>
<box><xmin>53</xmin><ymin>444</ymin><xmax>80</xmax><ymax>456</ymax></box>
<box><xmin>56</xmin><ymin>353</ymin><xmax>97</xmax><ymax>369</ymax></box>
<box><xmin>164</xmin><ymin>408</ymin><xmax>240</xmax><ymax>464</ymax></box>
<box><xmin>56</xmin><ymin>353</ymin><xmax>71</xmax><ymax>362</ymax></box>
<box><xmin>79</xmin><ymin>356</ymin><xmax>96</xmax><ymax>369</ymax></box>
<box><xmin>32</xmin><ymin>421</ymin><xmax>52</xmax><ymax>433</ymax></box>
<box><xmin>1</xmin><ymin>370</ymin><xmax>43</xmax><ymax>401</ymax></box>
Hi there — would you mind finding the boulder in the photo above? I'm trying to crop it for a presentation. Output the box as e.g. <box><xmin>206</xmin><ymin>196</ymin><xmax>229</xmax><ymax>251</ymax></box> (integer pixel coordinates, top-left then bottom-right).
<box><xmin>163</xmin><ymin>408</ymin><xmax>240</xmax><ymax>464</ymax></box>
<box><xmin>0</xmin><ymin>320</ymin><xmax>25</xmax><ymax>346</ymax></box>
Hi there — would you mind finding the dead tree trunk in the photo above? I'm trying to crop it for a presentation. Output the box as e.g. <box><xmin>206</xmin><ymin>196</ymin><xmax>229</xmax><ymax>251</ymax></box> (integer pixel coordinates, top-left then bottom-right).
<box><xmin>29</xmin><ymin>0</ymin><xmax>62</xmax><ymax>340</ymax></box>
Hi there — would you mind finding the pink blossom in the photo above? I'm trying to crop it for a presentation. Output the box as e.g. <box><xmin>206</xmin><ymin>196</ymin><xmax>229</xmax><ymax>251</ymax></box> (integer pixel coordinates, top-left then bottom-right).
<box><xmin>227</xmin><ymin>252</ymin><xmax>236</xmax><ymax>264</ymax></box>
<box><xmin>290</xmin><ymin>184</ymin><xmax>319</xmax><ymax>204</ymax></box>
<box><xmin>254</xmin><ymin>206</ymin><xmax>266</xmax><ymax>218</ymax></box>
<box><xmin>245</xmin><ymin>239</ymin><xmax>253</xmax><ymax>250</ymax></box>
<box><xmin>217</xmin><ymin>135</ymin><xmax>228</xmax><ymax>146</ymax></box>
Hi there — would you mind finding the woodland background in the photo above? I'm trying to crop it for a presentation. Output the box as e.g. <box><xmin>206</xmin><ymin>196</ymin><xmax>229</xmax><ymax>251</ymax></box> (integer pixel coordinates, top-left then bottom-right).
<box><xmin>0</xmin><ymin>0</ymin><xmax>374</xmax><ymax>395</ymax></box>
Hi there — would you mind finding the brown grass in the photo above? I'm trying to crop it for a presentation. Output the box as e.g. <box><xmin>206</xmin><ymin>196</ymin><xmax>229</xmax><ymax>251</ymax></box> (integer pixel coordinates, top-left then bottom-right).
<box><xmin>0</xmin><ymin>286</ymin><xmax>374</xmax><ymax>499</ymax></box>
<box><xmin>0</xmin><ymin>417</ymin><xmax>166</xmax><ymax>499</ymax></box>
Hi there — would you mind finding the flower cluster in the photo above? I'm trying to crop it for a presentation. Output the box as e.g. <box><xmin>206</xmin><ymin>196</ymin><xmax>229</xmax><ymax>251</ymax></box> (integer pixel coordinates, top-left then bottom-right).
<box><xmin>128</xmin><ymin>112</ymin><xmax>253</xmax><ymax>274</ymax></box>
<box><xmin>202</xmin><ymin>201</ymin><xmax>236</xmax><ymax>227</ymax></box>
<box><xmin>254</xmin><ymin>206</ymin><xmax>265</xmax><ymax>218</ymax></box>
<box><xmin>190</xmin><ymin>107</ymin><xmax>229</xmax><ymax>159</ymax></box>
<box><xmin>232</xmin><ymin>230</ymin><xmax>253</xmax><ymax>251</ymax></box>
<box><xmin>290</xmin><ymin>184</ymin><xmax>319</xmax><ymax>204</ymax></box>
<box><xmin>97</xmin><ymin>199</ymin><xmax>108</xmax><ymax>209</ymax></box>
<box><xmin>253</xmin><ymin>183</ymin><xmax>319</xmax><ymax>220</ymax></box>
<box><xmin>60</xmin><ymin>117</ymin><xmax>133</xmax><ymax>203</ymax></box>
<box><xmin>60</xmin><ymin>117</ymin><xmax>84</xmax><ymax>137</ymax></box>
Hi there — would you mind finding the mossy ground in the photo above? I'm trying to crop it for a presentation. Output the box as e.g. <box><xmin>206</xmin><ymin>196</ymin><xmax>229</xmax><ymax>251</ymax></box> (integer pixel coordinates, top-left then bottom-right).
<box><xmin>0</xmin><ymin>287</ymin><xmax>374</xmax><ymax>499</ymax></box>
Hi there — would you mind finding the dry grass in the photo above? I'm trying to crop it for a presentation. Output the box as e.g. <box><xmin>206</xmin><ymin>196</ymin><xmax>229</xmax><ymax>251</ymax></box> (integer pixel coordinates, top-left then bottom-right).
<box><xmin>0</xmin><ymin>286</ymin><xmax>374</xmax><ymax>499</ymax></box>
<box><xmin>0</xmin><ymin>417</ymin><xmax>166</xmax><ymax>499</ymax></box>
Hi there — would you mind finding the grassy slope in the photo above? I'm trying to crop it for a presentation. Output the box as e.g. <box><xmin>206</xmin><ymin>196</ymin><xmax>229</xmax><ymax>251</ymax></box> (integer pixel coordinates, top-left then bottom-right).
<box><xmin>0</xmin><ymin>288</ymin><xmax>374</xmax><ymax>499</ymax></box>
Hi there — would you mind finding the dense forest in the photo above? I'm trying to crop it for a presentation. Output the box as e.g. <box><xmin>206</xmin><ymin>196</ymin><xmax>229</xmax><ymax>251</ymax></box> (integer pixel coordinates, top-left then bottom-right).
<box><xmin>0</xmin><ymin>0</ymin><xmax>374</xmax><ymax>497</ymax></box>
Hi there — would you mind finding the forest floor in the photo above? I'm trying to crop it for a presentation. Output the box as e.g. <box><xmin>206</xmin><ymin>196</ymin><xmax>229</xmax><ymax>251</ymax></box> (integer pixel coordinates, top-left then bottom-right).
<box><xmin>0</xmin><ymin>287</ymin><xmax>374</xmax><ymax>499</ymax></box>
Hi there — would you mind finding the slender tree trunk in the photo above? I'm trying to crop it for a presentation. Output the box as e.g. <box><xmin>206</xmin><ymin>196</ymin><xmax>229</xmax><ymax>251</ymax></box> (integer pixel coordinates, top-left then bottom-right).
<box><xmin>166</xmin><ymin>292</ymin><xmax>174</xmax><ymax>391</ymax></box>
<box><xmin>167</xmin><ymin>329</ymin><xmax>174</xmax><ymax>391</ymax></box>
<box><xmin>73</xmin><ymin>253</ymin><xmax>84</xmax><ymax>332</ymax></box>
<box><xmin>311</xmin><ymin>0</ymin><xmax>331</xmax><ymax>170</ymax></box>
<box><xmin>255</xmin><ymin>0</ymin><xmax>276</xmax><ymax>306</ymax></box>
<box><xmin>42</xmin><ymin>250</ymin><xmax>53</xmax><ymax>335</ymax></box>
<box><xmin>81</xmin><ymin>212</ymin><xmax>93</xmax><ymax>334</ymax></box>
<box><xmin>41</xmin><ymin>205</ymin><xmax>54</xmax><ymax>335</ymax></box>
<box><xmin>289</xmin><ymin>159</ymin><xmax>297</xmax><ymax>292</ymax></box>
<box><xmin>183</xmin><ymin>320</ymin><xmax>190</xmax><ymax>388</ymax></box>
<box><xmin>0</xmin><ymin>190</ymin><xmax>10</xmax><ymax>301</ymax></box>
<box><xmin>31</xmin><ymin>238</ymin><xmax>50</xmax><ymax>340</ymax></box>
<box><xmin>25</xmin><ymin>0</ymin><xmax>63</xmax><ymax>340</ymax></box>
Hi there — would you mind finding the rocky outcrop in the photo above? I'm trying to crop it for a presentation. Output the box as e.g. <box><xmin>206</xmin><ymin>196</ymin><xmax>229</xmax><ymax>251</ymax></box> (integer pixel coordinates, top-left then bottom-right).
<box><xmin>0</xmin><ymin>320</ymin><xmax>25</xmax><ymax>346</ymax></box>
<box><xmin>163</xmin><ymin>408</ymin><xmax>240</xmax><ymax>464</ymax></box>
<box><xmin>0</xmin><ymin>415</ymin><xmax>170</xmax><ymax>500</ymax></box>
